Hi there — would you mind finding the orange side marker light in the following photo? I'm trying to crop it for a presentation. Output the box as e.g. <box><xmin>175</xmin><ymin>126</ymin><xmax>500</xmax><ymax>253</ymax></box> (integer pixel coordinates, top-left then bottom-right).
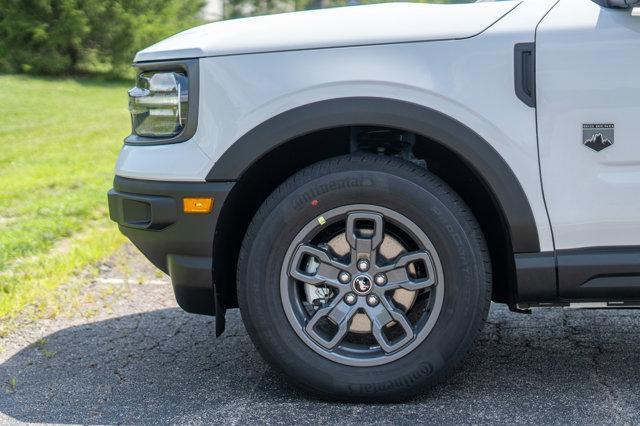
<box><xmin>183</xmin><ymin>197</ymin><xmax>214</xmax><ymax>214</ymax></box>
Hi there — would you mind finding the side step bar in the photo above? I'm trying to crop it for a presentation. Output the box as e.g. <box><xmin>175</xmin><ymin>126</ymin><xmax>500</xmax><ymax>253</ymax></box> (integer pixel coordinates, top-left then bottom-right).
<box><xmin>518</xmin><ymin>301</ymin><xmax>640</xmax><ymax>309</ymax></box>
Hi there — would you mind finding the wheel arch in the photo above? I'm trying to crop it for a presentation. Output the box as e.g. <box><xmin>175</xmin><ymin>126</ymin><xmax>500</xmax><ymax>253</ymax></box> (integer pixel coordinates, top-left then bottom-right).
<box><xmin>209</xmin><ymin>97</ymin><xmax>540</xmax><ymax>308</ymax></box>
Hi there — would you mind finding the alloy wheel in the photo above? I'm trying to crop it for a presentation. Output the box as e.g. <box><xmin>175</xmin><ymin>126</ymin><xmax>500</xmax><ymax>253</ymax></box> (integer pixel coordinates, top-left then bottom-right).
<box><xmin>280</xmin><ymin>204</ymin><xmax>444</xmax><ymax>367</ymax></box>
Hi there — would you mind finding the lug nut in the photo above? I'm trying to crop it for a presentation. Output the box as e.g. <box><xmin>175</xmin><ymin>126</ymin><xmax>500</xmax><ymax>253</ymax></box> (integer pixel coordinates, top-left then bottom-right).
<box><xmin>338</xmin><ymin>271</ymin><xmax>351</xmax><ymax>284</ymax></box>
<box><xmin>374</xmin><ymin>273</ymin><xmax>387</xmax><ymax>286</ymax></box>
<box><xmin>344</xmin><ymin>293</ymin><xmax>357</xmax><ymax>305</ymax></box>
<box><xmin>357</xmin><ymin>258</ymin><xmax>370</xmax><ymax>272</ymax></box>
<box><xmin>366</xmin><ymin>294</ymin><xmax>379</xmax><ymax>307</ymax></box>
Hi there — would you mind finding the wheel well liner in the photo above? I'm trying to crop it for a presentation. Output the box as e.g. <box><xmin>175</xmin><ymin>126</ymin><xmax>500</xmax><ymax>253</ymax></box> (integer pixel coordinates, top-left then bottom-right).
<box><xmin>207</xmin><ymin>97</ymin><xmax>540</xmax><ymax>253</ymax></box>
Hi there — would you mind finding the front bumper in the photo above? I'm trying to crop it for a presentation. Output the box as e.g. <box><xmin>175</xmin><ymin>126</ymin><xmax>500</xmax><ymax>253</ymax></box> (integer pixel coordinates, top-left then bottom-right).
<box><xmin>108</xmin><ymin>176</ymin><xmax>234</xmax><ymax>316</ymax></box>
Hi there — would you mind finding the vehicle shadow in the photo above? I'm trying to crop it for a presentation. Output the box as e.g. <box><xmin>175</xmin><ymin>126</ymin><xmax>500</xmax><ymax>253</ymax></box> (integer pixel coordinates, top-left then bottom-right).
<box><xmin>2</xmin><ymin>305</ymin><xmax>640</xmax><ymax>424</ymax></box>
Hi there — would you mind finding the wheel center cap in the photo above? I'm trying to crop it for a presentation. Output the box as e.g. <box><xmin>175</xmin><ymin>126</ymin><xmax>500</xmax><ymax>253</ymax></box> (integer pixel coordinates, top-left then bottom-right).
<box><xmin>352</xmin><ymin>275</ymin><xmax>373</xmax><ymax>296</ymax></box>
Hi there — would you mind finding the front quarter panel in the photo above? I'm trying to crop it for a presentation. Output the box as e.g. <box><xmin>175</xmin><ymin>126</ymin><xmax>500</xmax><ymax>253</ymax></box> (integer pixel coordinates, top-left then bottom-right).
<box><xmin>197</xmin><ymin>0</ymin><xmax>558</xmax><ymax>252</ymax></box>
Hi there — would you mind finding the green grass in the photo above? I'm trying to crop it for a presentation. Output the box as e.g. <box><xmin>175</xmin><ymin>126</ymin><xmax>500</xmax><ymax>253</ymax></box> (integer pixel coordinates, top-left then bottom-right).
<box><xmin>0</xmin><ymin>75</ymin><xmax>130</xmax><ymax>321</ymax></box>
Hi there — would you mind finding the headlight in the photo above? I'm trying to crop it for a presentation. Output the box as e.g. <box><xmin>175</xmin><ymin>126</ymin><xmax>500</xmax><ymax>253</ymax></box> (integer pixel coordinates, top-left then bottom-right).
<box><xmin>128</xmin><ymin>71</ymin><xmax>189</xmax><ymax>138</ymax></box>
<box><xmin>124</xmin><ymin>60</ymin><xmax>198</xmax><ymax>144</ymax></box>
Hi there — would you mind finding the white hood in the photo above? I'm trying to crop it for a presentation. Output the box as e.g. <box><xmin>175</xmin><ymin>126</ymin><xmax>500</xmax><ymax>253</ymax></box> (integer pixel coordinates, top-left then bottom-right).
<box><xmin>135</xmin><ymin>1</ymin><xmax>520</xmax><ymax>62</ymax></box>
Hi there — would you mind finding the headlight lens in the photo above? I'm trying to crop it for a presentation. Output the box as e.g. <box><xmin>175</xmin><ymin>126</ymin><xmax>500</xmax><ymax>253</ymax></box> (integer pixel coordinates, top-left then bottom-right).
<box><xmin>128</xmin><ymin>71</ymin><xmax>189</xmax><ymax>138</ymax></box>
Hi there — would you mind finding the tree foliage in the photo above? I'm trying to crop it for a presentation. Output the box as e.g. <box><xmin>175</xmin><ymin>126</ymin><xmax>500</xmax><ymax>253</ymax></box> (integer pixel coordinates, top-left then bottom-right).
<box><xmin>224</xmin><ymin>0</ymin><xmax>463</xmax><ymax>19</ymax></box>
<box><xmin>0</xmin><ymin>0</ymin><xmax>205</xmax><ymax>78</ymax></box>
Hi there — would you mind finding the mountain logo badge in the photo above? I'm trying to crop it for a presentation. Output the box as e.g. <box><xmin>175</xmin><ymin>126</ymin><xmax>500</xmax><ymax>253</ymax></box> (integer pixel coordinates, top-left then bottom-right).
<box><xmin>583</xmin><ymin>124</ymin><xmax>614</xmax><ymax>152</ymax></box>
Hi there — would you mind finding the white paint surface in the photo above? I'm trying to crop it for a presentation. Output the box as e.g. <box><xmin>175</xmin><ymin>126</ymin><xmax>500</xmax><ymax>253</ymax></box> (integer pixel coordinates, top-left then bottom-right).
<box><xmin>135</xmin><ymin>1</ymin><xmax>520</xmax><ymax>61</ymax></box>
<box><xmin>537</xmin><ymin>0</ymin><xmax>640</xmax><ymax>249</ymax></box>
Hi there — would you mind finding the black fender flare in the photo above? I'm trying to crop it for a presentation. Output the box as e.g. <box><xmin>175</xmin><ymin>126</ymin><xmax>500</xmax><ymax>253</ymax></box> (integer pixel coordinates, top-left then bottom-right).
<box><xmin>206</xmin><ymin>97</ymin><xmax>540</xmax><ymax>253</ymax></box>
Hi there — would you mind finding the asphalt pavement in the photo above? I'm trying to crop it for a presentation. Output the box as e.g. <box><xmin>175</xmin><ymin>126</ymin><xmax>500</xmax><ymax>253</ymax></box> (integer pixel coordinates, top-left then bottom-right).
<box><xmin>1</xmin><ymin>246</ymin><xmax>639</xmax><ymax>424</ymax></box>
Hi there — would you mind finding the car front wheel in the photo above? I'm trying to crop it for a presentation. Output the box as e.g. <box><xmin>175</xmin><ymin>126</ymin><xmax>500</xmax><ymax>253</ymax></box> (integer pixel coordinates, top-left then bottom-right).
<box><xmin>238</xmin><ymin>154</ymin><xmax>491</xmax><ymax>401</ymax></box>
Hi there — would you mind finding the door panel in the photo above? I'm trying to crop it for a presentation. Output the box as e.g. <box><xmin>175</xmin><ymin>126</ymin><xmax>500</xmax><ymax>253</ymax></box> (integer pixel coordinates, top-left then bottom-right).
<box><xmin>537</xmin><ymin>0</ymin><xmax>640</xmax><ymax>250</ymax></box>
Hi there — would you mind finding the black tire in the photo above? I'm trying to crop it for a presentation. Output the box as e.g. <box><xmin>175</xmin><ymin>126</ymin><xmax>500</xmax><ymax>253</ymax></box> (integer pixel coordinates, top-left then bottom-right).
<box><xmin>237</xmin><ymin>154</ymin><xmax>491</xmax><ymax>402</ymax></box>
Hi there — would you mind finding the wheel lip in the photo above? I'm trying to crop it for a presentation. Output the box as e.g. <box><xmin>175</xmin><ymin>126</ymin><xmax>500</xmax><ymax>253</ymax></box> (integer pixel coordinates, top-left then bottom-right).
<box><xmin>279</xmin><ymin>204</ymin><xmax>445</xmax><ymax>367</ymax></box>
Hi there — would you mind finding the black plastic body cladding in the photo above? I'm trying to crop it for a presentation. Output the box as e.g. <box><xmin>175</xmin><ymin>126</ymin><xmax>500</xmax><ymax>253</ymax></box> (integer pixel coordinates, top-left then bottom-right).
<box><xmin>205</xmin><ymin>97</ymin><xmax>541</xmax><ymax>254</ymax></box>
<box><xmin>108</xmin><ymin>176</ymin><xmax>234</xmax><ymax>315</ymax></box>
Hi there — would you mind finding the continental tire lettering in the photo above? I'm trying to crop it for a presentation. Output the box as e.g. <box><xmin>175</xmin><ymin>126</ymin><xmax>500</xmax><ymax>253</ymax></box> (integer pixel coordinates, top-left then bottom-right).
<box><xmin>346</xmin><ymin>362</ymin><xmax>434</xmax><ymax>394</ymax></box>
<box><xmin>292</xmin><ymin>177</ymin><xmax>374</xmax><ymax>210</ymax></box>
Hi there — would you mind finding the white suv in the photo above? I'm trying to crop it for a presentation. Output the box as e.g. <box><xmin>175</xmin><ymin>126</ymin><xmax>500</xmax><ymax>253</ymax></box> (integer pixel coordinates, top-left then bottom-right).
<box><xmin>108</xmin><ymin>0</ymin><xmax>640</xmax><ymax>401</ymax></box>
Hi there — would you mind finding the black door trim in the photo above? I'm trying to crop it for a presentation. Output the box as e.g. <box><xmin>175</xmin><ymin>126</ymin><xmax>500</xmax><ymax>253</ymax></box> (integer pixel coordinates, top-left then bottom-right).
<box><xmin>516</xmin><ymin>246</ymin><xmax>640</xmax><ymax>303</ymax></box>
<box><xmin>557</xmin><ymin>246</ymin><xmax>640</xmax><ymax>300</ymax></box>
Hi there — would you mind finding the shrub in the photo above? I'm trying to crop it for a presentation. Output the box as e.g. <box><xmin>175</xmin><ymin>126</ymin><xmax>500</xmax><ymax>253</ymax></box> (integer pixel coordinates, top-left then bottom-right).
<box><xmin>0</xmin><ymin>0</ymin><xmax>205</xmax><ymax>79</ymax></box>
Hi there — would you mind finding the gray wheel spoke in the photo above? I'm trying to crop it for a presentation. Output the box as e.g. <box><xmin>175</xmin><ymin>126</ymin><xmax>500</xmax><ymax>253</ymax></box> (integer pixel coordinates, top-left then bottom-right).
<box><xmin>305</xmin><ymin>299</ymin><xmax>357</xmax><ymax>350</ymax></box>
<box><xmin>345</xmin><ymin>212</ymin><xmax>384</xmax><ymax>263</ymax></box>
<box><xmin>379</xmin><ymin>251</ymin><xmax>437</xmax><ymax>291</ymax></box>
<box><xmin>288</xmin><ymin>243</ymin><xmax>349</xmax><ymax>287</ymax></box>
<box><xmin>369</xmin><ymin>298</ymin><xmax>415</xmax><ymax>353</ymax></box>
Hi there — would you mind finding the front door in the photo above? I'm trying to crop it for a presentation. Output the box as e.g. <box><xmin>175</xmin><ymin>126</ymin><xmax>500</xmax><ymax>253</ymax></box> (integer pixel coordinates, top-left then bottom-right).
<box><xmin>537</xmin><ymin>0</ymin><xmax>640</xmax><ymax>250</ymax></box>
<box><xmin>536</xmin><ymin>0</ymin><xmax>640</xmax><ymax>298</ymax></box>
